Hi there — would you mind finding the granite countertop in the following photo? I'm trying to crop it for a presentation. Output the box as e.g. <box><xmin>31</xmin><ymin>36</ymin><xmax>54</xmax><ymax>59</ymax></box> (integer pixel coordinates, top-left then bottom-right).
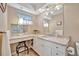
<box><xmin>9</xmin><ymin>33</ymin><xmax>70</xmax><ymax>46</ymax></box>
<box><xmin>9</xmin><ymin>34</ymin><xmax>45</xmax><ymax>40</ymax></box>
<box><xmin>10</xmin><ymin>34</ymin><xmax>34</xmax><ymax>39</ymax></box>
<box><xmin>9</xmin><ymin>34</ymin><xmax>45</xmax><ymax>44</ymax></box>
<box><xmin>38</xmin><ymin>35</ymin><xmax>70</xmax><ymax>46</ymax></box>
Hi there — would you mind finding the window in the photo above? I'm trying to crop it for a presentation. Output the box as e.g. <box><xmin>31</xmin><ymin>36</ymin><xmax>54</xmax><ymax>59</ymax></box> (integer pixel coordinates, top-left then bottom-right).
<box><xmin>43</xmin><ymin>19</ymin><xmax>49</xmax><ymax>27</ymax></box>
<box><xmin>18</xmin><ymin>15</ymin><xmax>32</xmax><ymax>25</ymax></box>
<box><xmin>11</xmin><ymin>24</ymin><xmax>23</xmax><ymax>34</ymax></box>
<box><xmin>43</xmin><ymin>19</ymin><xmax>49</xmax><ymax>34</ymax></box>
<box><xmin>11</xmin><ymin>14</ymin><xmax>32</xmax><ymax>34</ymax></box>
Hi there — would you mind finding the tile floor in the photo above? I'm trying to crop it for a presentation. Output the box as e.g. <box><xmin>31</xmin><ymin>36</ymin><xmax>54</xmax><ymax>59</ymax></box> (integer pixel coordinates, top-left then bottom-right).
<box><xmin>12</xmin><ymin>49</ymin><xmax>38</xmax><ymax>56</ymax></box>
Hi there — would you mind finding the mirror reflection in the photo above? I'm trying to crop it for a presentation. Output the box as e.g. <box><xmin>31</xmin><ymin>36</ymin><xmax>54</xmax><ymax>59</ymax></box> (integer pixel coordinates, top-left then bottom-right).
<box><xmin>9</xmin><ymin>3</ymin><xmax>64</xmax><ymax>36</ymax></box>
<box><xmin>41</xmin><ymin>3</ymin><xmax>64</xmax><ymax>36</ymax></box>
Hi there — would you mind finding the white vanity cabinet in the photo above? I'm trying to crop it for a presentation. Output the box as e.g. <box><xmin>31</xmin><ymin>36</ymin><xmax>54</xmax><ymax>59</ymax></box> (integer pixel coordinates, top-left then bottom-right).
<box><xmin>33</xmin><ymin>36</ymin><xmax>68</xmax><ymax>56</ymax></box>
<box><xmin>41</xmin><ymin>43</ymin><xmax>52</xmax><ymax>56</ymax></box>
<box><xmin>33</xmin><ymin>37</ymin><xmax>43</xmax><ymax>55</ymax></box>
<box><xmin>51</xmin><ymin>43</ymin><xmax>66</xmax><ymax>56</ymax></box>
<box><xmin>33</xmin><ymin>37</ymin><xmax>52</xmax><ymax>56</ymax></box>
<box><xmin>36</xmin><ymin>38</ymin><xmax>52</xmax><ymax>56</ymax></box>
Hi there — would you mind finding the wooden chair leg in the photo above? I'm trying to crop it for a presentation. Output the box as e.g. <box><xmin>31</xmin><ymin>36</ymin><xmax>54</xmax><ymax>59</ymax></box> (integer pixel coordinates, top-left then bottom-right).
<box><xmin>27</xmin><ymin>47</ymin><xmax>29</xmax><ymax>54</ymax></box>
<box><xmin>24</xmin><ymin>41</ymin><xmax>29</xmax><ymax>54</ymax></box>
<box><xmin>16</xmin><ymin>47</ymin><xmax>19</xmax><ymax>56</ymax></box>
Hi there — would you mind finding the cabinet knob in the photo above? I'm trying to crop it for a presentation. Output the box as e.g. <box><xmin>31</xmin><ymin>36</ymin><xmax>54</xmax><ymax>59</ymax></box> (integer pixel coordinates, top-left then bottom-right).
<box><xmin>56</xmin><ymin>53</ymin><xmax>58</xmax><ymax>55</ymax></box>
<box><xmin>56</xmin><ymin>47</ymin><xmax>58</xmax><ymax>48</ymax></box>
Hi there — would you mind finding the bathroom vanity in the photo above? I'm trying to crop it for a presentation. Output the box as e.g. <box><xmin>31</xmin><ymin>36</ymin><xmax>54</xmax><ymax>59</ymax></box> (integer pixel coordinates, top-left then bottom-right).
<box><xmin>32</xmin><ymin>35</ymin><xmax>70</xmax><ymax>56</ymax></box>
<box><xmin>9</xmin><ymin>34</ymin><xmax>70</xmax><ymax>56</ymax></box>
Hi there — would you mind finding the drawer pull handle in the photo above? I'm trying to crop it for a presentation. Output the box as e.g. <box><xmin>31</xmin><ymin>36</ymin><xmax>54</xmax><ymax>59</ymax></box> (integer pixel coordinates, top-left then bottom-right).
<box><xmin>56</xmin><ymin>53</ymin><xmax>58</xmax><ymax>55</ymax></box>
<box><xmin>56</xmin><ymin>47</ymin><xmax>58</xmax><ymax>48</ymax></box>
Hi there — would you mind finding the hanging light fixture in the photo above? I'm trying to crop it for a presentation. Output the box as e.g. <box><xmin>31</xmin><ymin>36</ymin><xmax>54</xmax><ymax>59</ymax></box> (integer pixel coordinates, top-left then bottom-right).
<box><xmin>0</xmin><ymin>3</ymin><xmax>7</xmax><ymax>13</ymax></box>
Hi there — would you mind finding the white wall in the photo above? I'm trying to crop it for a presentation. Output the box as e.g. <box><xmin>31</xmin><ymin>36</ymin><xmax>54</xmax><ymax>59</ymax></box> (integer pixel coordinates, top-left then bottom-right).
<box><xmin>2</xmin><ymin>32</ymin><xmax>11</xmax><ymax>56</ymax></box>
<box><xmin>64</xmin><ymin>4</ymin><xmax>79</xmax><ymax>47</ymax></box>
<box><xmin>0</xmin><ymin>6</ymin><xmax>11</xmax><ymax>56</ymax></box>
<box><xmin>0</xmin><ymin>6</ymin><xmax>7</xmax><ymax>32</ymax></box>
<box><xmin>7</xmin><ymin>6</ymin><xmax>19</xmax><ymax>30</ymax></box>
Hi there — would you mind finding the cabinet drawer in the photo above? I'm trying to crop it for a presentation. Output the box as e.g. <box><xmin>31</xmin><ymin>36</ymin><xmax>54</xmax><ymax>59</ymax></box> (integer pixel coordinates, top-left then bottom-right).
<box><xmin>53</xmin><ymin>43</ymin><xmax>66</xmax><ymax>52</ymax></box>
<box><xmin>39</xmin><ymin>38</ymin><xmax>66</xmax><ymax>52</ymax></box>
<box><xmin>54</xmin><ymin>51</ymin><xmax>65</xmax><ymax>56</ymax></box>
<box><xmin>53</xmin><ymin>50</ymin><xmax>65</xmax><ymax>56</ymax></box>
<box><xmin>40</xmin><ymin>38</ymin><xmax>66</xmax><ymax>51</ymax></box>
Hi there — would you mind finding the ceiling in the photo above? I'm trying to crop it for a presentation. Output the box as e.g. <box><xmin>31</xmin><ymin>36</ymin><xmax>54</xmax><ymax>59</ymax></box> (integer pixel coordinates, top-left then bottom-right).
<box><xmin>19</xmin><ymin>3</ymin><xmax>46</xmax><ymax>11</ymax></box>
<box><xmin>8</xmin><ymin>3</ymin><xmax>63</xmax><ymax>16</ymax></box>
<box><xmin>8</xmin><ymin>3</ymin><xmax>63</xmax><ymax>21</ymax></box>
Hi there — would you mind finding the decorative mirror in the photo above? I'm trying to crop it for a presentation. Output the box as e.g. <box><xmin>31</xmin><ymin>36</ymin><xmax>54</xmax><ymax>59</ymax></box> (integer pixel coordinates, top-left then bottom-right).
<box><xmin>42</xmin><ymin>3</ymin><xmax>64</xmax><ymax>36</ymax></box>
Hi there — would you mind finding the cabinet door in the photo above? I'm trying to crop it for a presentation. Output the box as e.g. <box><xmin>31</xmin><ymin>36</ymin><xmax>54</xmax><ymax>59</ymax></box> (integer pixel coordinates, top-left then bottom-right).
<box><xmin>33</xmin><ymin>37</ymin><xmax>42</xmax><ymax>55</ymax></box>
<box><xmin>51</xmin><ymin>44</ymin><xmax>66</xmax><ymax>56</ymax></box>
<box><xmin>33</xmin><ymin>37</ymin><xmax>39</xmax><ymax>51</ymax></box>
<box><xmin>33</xmin><ymin>38</ymin><xmax>37</xmax><ymax>48</ymax></box>
<box><xmin>52</xmin><ymin>48</ymin><xmax>64</xmax><ymax>56</ymax></box>
<box><xmin>38</xmin><ymin>38</ymin><xmax>53</xmax><ymax>56</ymax></box>
<box><xmin>36</xmin><ymin>38</ymin><xmax>44</xmax><ymax>55</ymax></box>
<box><xmin>33</xmin><ymin>38</ymin><xmax>52</xmax><ymax>56</ymax></box>
<box><xmin>41</xmin><ymin>44</ymin><xmax>52</xmax><ymax>56</ymax></box>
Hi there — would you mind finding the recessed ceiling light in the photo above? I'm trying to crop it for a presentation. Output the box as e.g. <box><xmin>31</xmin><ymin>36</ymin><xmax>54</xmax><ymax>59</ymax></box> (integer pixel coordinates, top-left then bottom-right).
<box><xmin>38</xmin><ymin>8</ymin><xmax>45</xmax><ymax>13</ymax></box>
<box><xmin>38</xmin><ymin>8</ymin><xmax>42</xmax><ymax>11</ymax></box>
<box><xmin>45</xmin><ymin>12</ymin><xmax>48</xmax><ymax>16</ymax></box>
<box><xmin>50</xmin><ymin>11</ymin><xmax>54</xmax><ymax>14</ymax></box>
<box><xmin>46</xmin><ymin>8</ymin><xmax>50</xmax><ymax>11</ymax></box>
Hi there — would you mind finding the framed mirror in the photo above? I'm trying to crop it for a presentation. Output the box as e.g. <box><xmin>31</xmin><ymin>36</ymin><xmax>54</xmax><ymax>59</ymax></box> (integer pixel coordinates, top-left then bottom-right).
<box><xmin>42</xmin><ymin>3</ymin><xmax>64</xmax><ymax>36</ymax></box>
<box><xmin>10</xmin><ymin>11</ymin><xmax>33</xmax><ymax>35</ymax></box>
